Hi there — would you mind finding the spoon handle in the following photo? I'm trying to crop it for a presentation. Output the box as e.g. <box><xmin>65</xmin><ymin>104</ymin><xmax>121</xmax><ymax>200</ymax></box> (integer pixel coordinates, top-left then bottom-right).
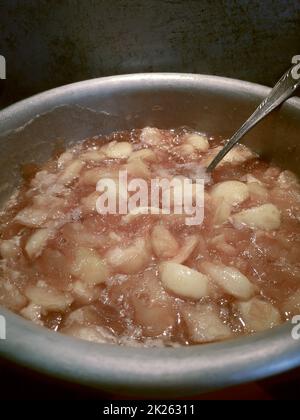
<box><xmin>207</xmin><ymin>66</ymin><xmax>300</xmax><ymax>172</ymax></box>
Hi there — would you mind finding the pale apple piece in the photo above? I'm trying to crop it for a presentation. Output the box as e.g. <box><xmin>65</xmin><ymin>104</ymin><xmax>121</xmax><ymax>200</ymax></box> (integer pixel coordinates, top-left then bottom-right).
<box><xmin>182</xmin><ymin>304</ymin><xmax>232</xmax><ymax>343</ymax></box>
<box><xmin>131</xmin><ymin>270</ymin><xmax>176</xmax><ymax>337</ymax></box>
<box><xmin>106</xmin><ymin>238</ymin><xmax>150</xmax><ymax>274</ymax></box>
<box><xmin>70</xmin><ymin>281</ymin><xmax>100</xmax><ymax>304</ymax></box>
<box><xmin>121</xmin><ymin>207</ymin><xmax>164</xmax><ymax>223</ymax></box>
<box><xmin>57</xmin><ymin>151</ymin><xmax>74</xmax><ymax>168</ymax></box>
<box><xmin>209</xmin><ymin>234</ymin><xmax>236</xmax><ymax>256</ymax></box>
<box><xmin>0</xmin><ymin>279</ymin><xmax>27</xmax><ymax>311</ymax></box>
<box><xmin>151</xmin><ymin>225</ymin><xmax>179</xmax><ymax>259</ymax></box>
<box><xmin>33</xmin><ymin>194</ymin><xmax>66</xmax><ymax>211</ymax></box>
<box><xmin>133</xmin><ymin>299</ymin><xmax>175</xmax><ymax>337</ymax></box>
<box><xmin>185</xmin><ymin>133</ymin><xmax>209</xmax><ymax>152</ymax></box>
<box><xmin>25</xmin><ymin>283</ymin><xmax>73</xmax><ymax>312</ymax></box>
<box><xmin>70</xmin><ymin>247</ymin><xmax>109</xmax><ymax>286</ymax></box>
<box><xmin>80</xmin><ymin>168</ymin><xmax>104</xmax><ymax>185</ymax></box>
<box><xmin>64</xmin><ymin>324</ymin><xmax>116</xmax><ymax>344</ymax></box>
<box><xmin>200</xmin><ymin>146</ymin><xmax>223</xmax><ymax>167</ymax></box>
<box><xmin>231</xmin><ymin>203</ymin><xmax>281</xmax><ymax>231</ymax></box>
<box><xmin>25</xmin><ymin>228</ymin><xmax>55</xmax><ymax>260</ymax></box>
<box><xmin>63</xmin><ymin>305</ymin><xmax>117</xmax><ymax>343</ymax></box>
<box><xmin>140</xmin><ymin>127</ymin><xmax>162</xmax><ymax>146</ymax></box>
<box><xmin>243</xmin><ymin>174</ymin><xmax>264</xmax><ymax>186</ymax></box>
<box><xmin>159</xmin><ymin>262</ymin><xmax>209</xmax><ymax>299</ymax></box>
<box><xmin>59</xmin><ymin>159</ymin><xmax>85</xmax><ymax>184</ymax></box>
<box><xmin>203</xmin><ymin>145</ymin><xmax>254</xmax><ymax>167</ymax></box>
<box><xmin>80</xmin><ymin>167</ymin><xmax>118</xmax><ymax>185</ymax></box>
<box><xmin>171</xmin><ymin>234</ymin><xmax>199</xmax><ymax>264</ymax></box>
<box><xmin>128</xmin><ymin>148</ymin><xmax>156</xmax><ymax>162</ymax></box>
<box><xmin>211</xmin><ymin>181</ymin><xmax>249</xmax><ymax>206</ymax></box>
<box><xmin>81</xmin><ymin>191</ymin><xmax>99</xmax><ymax>212</ymax></box>
<box><xmin>108</xmin><ymin>231</ymin><xmax>122</xmax><ymax>243</ymax></box>
<box><xmin>15</xmin><ymin>206</ymin><xmax>48</xmax><ymax>227</ymax></box>
<box><xmin>31</xmin><ymin>170</ymin><xmax>57</xmax><ymax>189</ymax></box>
<box><xmin>43</xmin><ymin>180</ymin><xmax>70</xmax><ymax>197</ymax></box>
<box><xmin>62</xmin><ymin>223</ymin><xmax>105</xmax><ymax>248</ymax></box>
<box><xmin>237</xmin><ymin>298</ymin><xmax>281</xmax><ymax>332</ymax></box>
<box><xmin>80</xmin><ymin>150</ymin><xmax>106</xmax><ymax>162</ymax></box>
<box><xmin>63</xmin><ymin>305</ymin><xmax>100</xmax><ymax>326</ymax></box>
<box><xmin>104</xmin><ymin>141</ymin><xmax>133</xmax><ymax>159</ymax></box>
<box><xmin>282</xmin><ymin>290</ymin><xmax>300</xmax><ymax>315</ymax></box>
<box><xmin>245</xmin><ymin>174</ymin><xmax>263</xmax><ymax>184</ymax></box>
<box><xmin>278</xmin><ymin>170</ymin><xmax>299</xmax><ymax>189</ymax></box>
<box><xmin>20</xmin><ymin>303</ymin><xmax>43</xmax><ymax>325</ymax></box>
<box><xmin>248</xmin><ymin>182</ymin><xmax>269</xmax><ymax>200</ymax></box>
<box><xmin>125</xmin><ymin>159</ymin><xmax>151</xmax><ymax>177</ymax></box>
<box><xmin>202</xmin><ymin>262</ymin><xmax>254</xmax><ymax>300</ymax></box>
<box><xmin>212</xmin><ymin>198</ymin><xmax>232</xmax><ymax>225</ymax></box>
<box><xmin>221</xmin><ymin>145</ymin><xmax>255</xmax><ymax>165</ymax></box>
<box><xmin>172</xmin><ymin>144</ymin><xmax>195</xmax><ymax>157</ymax></box>
<box><xmin>0</xmin><ymin>237</ymin><xmax>21</xmax><ymax>259</ymax></box>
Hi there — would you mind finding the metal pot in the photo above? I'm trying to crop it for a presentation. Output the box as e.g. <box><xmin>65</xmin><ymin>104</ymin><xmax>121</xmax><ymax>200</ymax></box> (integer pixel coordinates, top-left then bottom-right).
<box><xmin>0</xmin><ymin>74</ymin><xmax>299</xmax><ymax>397</ymax></box>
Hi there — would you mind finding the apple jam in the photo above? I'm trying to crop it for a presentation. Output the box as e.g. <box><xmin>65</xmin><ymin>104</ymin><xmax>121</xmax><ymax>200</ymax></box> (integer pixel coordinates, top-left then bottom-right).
<box><xmin>0</xmin><ymin>127</ymin><xmax>299</xmax><ymax>347</ymax></box>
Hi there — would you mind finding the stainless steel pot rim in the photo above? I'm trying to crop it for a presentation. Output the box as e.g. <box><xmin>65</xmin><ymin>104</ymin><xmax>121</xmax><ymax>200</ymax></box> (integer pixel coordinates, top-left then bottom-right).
<box><xmin>1</xmin><ymin>307</ymin><xmax>298</xmax><ymax>394</ymax></box>
<box><xmin>0</xmin><ymin>73</ymin><xmax>299</xmax><ymax>394</ymax></box>
<box><xmin>1</xmin><ymin>73</ymin><xmax>300</xmax><ymax>134</ymax></box>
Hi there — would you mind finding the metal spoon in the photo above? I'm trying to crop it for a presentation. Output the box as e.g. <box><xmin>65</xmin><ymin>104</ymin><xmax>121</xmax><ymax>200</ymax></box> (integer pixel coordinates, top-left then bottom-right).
<box><xmin>207</xmin><ymin>65</ymin><xmax>300</xmax><ymax>172</ymax></box>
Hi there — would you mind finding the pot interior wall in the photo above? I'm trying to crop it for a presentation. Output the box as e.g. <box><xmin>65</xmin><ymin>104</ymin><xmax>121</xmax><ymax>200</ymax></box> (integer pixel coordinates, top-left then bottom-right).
<box><xmin>0</xmin><ymin>76</ymin><xmax>299</xmax><ymax>207</ymax></box>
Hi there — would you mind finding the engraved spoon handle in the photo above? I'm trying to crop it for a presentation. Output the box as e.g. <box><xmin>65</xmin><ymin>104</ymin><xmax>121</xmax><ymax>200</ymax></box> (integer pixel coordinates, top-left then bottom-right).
<box><xmin>207</xmin><ymin>65</ymin><xmax>300</xmax><ymax>172</ymax></box>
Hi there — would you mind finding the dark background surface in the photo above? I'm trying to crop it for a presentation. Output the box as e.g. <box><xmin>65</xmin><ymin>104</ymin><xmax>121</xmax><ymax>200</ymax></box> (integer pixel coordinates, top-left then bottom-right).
<box><xmin>0</xmin><ymin>0</ymin><xmax>300</xmax><ymax>400</ymax></box>
<box><xmin>0</xmin><ymin>0</ymin><xmax>300</xmax><ymax>108</ymax></box>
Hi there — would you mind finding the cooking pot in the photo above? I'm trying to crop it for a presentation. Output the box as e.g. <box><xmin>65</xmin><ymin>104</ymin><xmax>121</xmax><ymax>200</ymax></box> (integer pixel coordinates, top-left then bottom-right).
<box><xmin>0</xmin><ymin>74</ymin><xmax>299</xmax><ymax>397</ymax></box>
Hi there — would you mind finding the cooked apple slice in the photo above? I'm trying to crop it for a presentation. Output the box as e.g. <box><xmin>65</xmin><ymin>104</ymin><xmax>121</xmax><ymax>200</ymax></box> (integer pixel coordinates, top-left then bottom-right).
<box><xmin>202</xmin><ymin>262</ymin><xmax>254</xmax><ymax>300</ymax></box>
<box><xmin>59</xmin><ymin>159</ymin><xmax>85</xmax><ymax>185</ymax></box>
<box><xmin>125</xmin><ymin>159</ymin><xmax>151</xmax><ymax>177</ymax></box>
<box><xmin>211</xmin><ymin>181</ymin><xmax>249</xmax><ymax>206</ymax></box>
<box><xmin>104</xmin><ymin>141</ymin><xmax>133</xmax><ymax>159</ymax></box>
<box><xmin>182</xmin><ymin>303</ymin><xmax>232</xmax><ymax>343</ymax></box>
<box><xmin>25</xmin><ymin>228</ymin><xmax>55</xmax><ymax>260</ymax></box>
<box><xmin>231</xmin><ymin>203</ymin><xmax>281</xmax><ymax>231</ymax></box>
<box><xmin>212</xmin><ymin>198</ymin><xmax>232</xmax><ymax>225</ymax></box>
<box><xmin>0</xmin><ymin>237</ymin><xmax>21</xmax><ymax>259</ymax></box>
<box><xmin>0</xmin><ymin>278</ymin><xmax>27</xmax><ymax>311</ymax></box>
<box><xmin>140</xmin><ymin>127</ymin><xmax>162</xmax><ymax>146</ymax></box>
<box><xmin>159</xmin><ymin>262</ymin><xmax>209</xmax><ymax>299</ymax></box>
<box><xmin>20</xmin><ymin>303</ymin><xmax>43</xmax><ymax>325</ymax></box>
<box><xmin>106</xmin><ymin>238</ymin><xmax>150</xmax><ymax>274</ymax></box>
<box><xmin>151</xmin><ymin>225</ymin><xmax>179</xmax><ymax>259</ymax></box>
<box><xmin>80</xmin><ymin>150</ymin><xmax>106</xmax><ymax>162</ymax></box>
<box><xmin>128</xmin><ymin>149</ymin><xmax>156</xmax><ymax>162</ymax></box>
<box><xmin>25</xmin><ymin>282</ymin><xmax>73</xmax><ymax>312</ymax></box>
<box><xmin>282</xmin><ymin>290</ymin><xmax>300</xmax><ymax>316</ymax></box>
<box><xmin>185</xmin><ymin>133</ymin><xmax>209</xmax><ymax>152</ymax></box>
<box><xmin>70</xmin><ymin>247</ymin><xmax>109</xmax><ymax>286</ymax></box>
<box><xmin>171</xmin><ymin>234</ymin><xmax>199</xmax><ymax>264</ymax></box>
<box><xmin>15</xmin><ymin>206</ymin><xmax>48</xmax><ymax>227</ymax></box>
<box><xmin>237</xmin><ymin>298</ymin><xmax>281</xmax><ymax>332</ymax></box>
<box><xmin>64</xmin><ymin>325</ymin><xmax>116</xmax><ymax>343</ymax></box>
